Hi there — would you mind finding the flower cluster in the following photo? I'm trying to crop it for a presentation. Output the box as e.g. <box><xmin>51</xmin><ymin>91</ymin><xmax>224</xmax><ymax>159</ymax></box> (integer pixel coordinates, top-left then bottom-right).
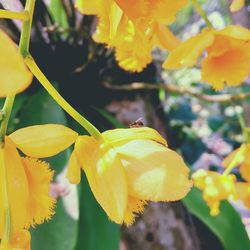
<box><xmin>76</xmin><ymin>0</ymin><xmax>186</xmax><ymax>71</ymax></box>
<box><xmin>1</xmin><ymin>0</ymin><xmax>250</xmax><ymax>249</ymax></box>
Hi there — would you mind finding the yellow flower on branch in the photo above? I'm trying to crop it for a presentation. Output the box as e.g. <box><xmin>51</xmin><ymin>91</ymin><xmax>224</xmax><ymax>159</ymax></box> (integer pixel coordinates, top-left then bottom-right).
<box><xmin>0</xmin><ymin>124</ymin><xmax>78</xmax><ymax>249</ymax></box>
<box><xmin>230</xmin><ymin>0</ymin><xmax>245</xmax><ymax>12</ymax></box>
<box><xmin>223</xmin><ymin>144</ymin><xmax>250</xmax><ymax>181</ymax></box>
<box><xmin>164</xmin><ymin>25</ymin><xmax>250</xmax><ymax>90</ymax></box>
<box><xmin>75</xmin><ymin>0</ymin><xmax>186</xmax><ymax>72</ymax></box>
<box><xmin>0</xmin><ymin>30</ymin><xmax>32</xmax><ymax>97</ymax></box>
<box><xmin>192</xmin><ymin>170</ymin><xmax>236</xmax><ymax>216</ymax></box>
<box><xmin>67</xmin><ymin>127</ymin><xmax>192</xmax><ymax>225</ymax></box>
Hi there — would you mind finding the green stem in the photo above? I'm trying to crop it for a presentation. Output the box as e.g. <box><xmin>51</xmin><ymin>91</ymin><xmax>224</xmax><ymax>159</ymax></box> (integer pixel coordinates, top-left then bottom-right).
<box><xmin>0</xmin><ymin>96</ymin><xmax>15</xmax><ymax>142</ymax></box>
<box><xmin>234</xmin><ymin>106</ymin><xmax>250</xmax><ymax>143</ymax></box>
<box><xmin>0</xmin><ymin>10</ymin><xmax>30</xmax><ymax>20</ymax></box>
<box><xmin>24</xmin><ymin>54</ymin><xmax>102</xmax><ymax>139</ymax></box>
<box><xmin>191</xmin><ymin>0</ymin><xmax>213</xmax><ymax>28</ymax></box>
<box><xmin>0</xmin><ymin>145</ymin><xmax>11</xmax><ymax>247</ymax></box>
<box><xmin>19</xmin><ymin>0</ymin><xmax>36</xmax><ymax>57</ymax></box>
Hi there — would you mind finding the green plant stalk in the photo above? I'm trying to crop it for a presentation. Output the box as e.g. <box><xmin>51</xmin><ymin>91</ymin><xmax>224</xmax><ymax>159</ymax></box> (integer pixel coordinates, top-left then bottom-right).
<box><xmin>235</xmin><ymin>107</ymin><xmax>250</xmax><ymax>143</ymax></box>
<box><xmin>191</xmin><ymin>0</ymin><xmax>213</xmax><ymax>28</ymax></box>
<box><xmin>0</xmin><ymin>0</ymin><xmax>36</xmax><ymax>245</ymax></box>
<box><xmin>0</xmin><ymin>145</ymin><xmax>11</xmax><ymax>247</ymax></box>
<box><xmin>24</xmin><ymin>54</ymin><xmax>102</xmax><ymax>139</ymax></box>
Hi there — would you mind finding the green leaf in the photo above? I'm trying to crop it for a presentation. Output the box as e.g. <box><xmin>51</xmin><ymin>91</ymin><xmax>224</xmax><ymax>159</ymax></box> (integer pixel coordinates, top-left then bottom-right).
<box><xmin>74</xmin><ymin>174</ymin><xmax>120</xmax><ymax>250</ymax></box>
<box><xmin>18</xmin><ymin>89</ymin><xmax>78</xmax><ymax>250</ymax></box>
<box><xmin>183</xmin><ymin>188</ymin><xmax>250</xmax><ymax>250</ymax></box>
<box><xmin>94</xmin><ymin>107</ymin><xmax>126</xmax><ymax>128</ymax></box>
<box><xmin>49</xmin><ymin>0</ymin><xmax>69</xmax><ymax>29</ymax></box>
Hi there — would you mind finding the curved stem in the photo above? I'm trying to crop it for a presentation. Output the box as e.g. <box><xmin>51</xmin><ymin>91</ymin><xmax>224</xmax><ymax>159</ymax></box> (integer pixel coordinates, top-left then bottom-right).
<box><xmin>0</xmin><ymin>145</ymin><xmax>11</xmax><ymax>247</ymax></box>
<box><xmin>191</xmin><ymin>0</ymin><xmax>213</xmax><ymax>28</ymax></box>
<box><xmin>0</xmin><ymin>10</ymin><xmax>30</xmax><ymax>20</ymax></box>
<box><xmin>24</xmin><ymin>55</ymin><xmax>102</xmax><ymax>139</ymax></box>
<box><xmin>0</xmin><ymin>96</ymin><xmax>15</xmax><ymax>142</ymax></box>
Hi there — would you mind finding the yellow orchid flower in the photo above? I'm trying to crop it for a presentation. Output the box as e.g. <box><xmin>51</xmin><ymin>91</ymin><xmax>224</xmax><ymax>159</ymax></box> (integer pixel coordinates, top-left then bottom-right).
<box><xmin>223</xmin><ymin>144</ymin><xmax>250</xmax><ymax>182</ymax></box>
<box><xmin>164</xmin><ymin>25</ymin><xmax>250</xmax><ymax>90</ymax></box>
<box><xmin>192</xmin><ymin>170</ymin><xmax>236</xmax><ymax>216</ymax></box>
<box><xmin>0</xmin><ymin>29</ymin><xmax>32</xmax><ymax>97</ymax></box>
<box><xmin>230</xmin><ymin>0</ymin><xmax>245</xmax><ymax>12</ymax></box>
<box><xmin>67</xmin><ymin>127</ymin><xmax>192</xmax><ymax>225</ymax></box>
<box><xmin>75</xmin><ymin>0</ymin><xmax>186</xmax><ymax>72</ymax></box>
<box><xmin>0</xmin><ymin>137</ymin><xmax>53</xmax><ymax>247</ymax></box>
<box><xmin>0</xmin><ymin>124</ymin><xmax>78</xmax><ymax>248</ymax></box>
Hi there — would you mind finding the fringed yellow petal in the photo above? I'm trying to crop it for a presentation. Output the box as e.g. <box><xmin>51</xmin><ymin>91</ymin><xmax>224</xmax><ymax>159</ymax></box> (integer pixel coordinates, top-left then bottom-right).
<box><xmin>154</xmin><ymin>24</ymin><xmax>180</xmax><ymax>51</ymax></box>
<box><xmin>115</xmin><ymin>31</ymin><xmax>153</xmax><ymax>72</ymax></box>
<box><xmin>10</xmin><ymin>230</ymin><xmax>30</xmax><ymax>250</ymax></box>
<box><xmin>230</xmin><ymin>0</ymin><xmax>245</xmax><ymax>12</ymax></box>
<box><xmin>0</xmin><ymin>138</ymin><xmax>29</xmax><ymax>236</ymax></box>
<box><xmin>202</xmin><ymin>40</ymin><xmax>250</xmax><ymax>90</ymax></box>
<box><xmin>116</xmin><ymin>139</ymin><xmax>192</xmax><ymax>201</ymax></box>
<box><xmin>236</xmin><ymin>182</ymin><xmax>250</xmax><ymax>208</ymax></box>
<box><xmin>102</xmin><ymin>127</ymin><xmax>167</xmax><ymax>147</ymax></box>
<box><xmin>0</xmin><ymin>30</ymin><xmax>32</xmax><ymax>97</ymax></box>
<box><xmin>124</xmin><ymin>196</ymin><xmax>147</xmax><ymax>225</ymax></box>
<box><xmin>163</xmin><ymin>32</ymin><xmax>214</xmax><ymax>69</ymax></box>
<box><xmin>10</xmin><ymin>124</ymin><xmax>78</xmax><ymax>158</ymax></box>
<box><xmin>76</xmin><ymin>136</ymin><xmax>128</xmax><ymax>224</ymax></box>
<box><xmin>66</xmin><ymin>149</ymin><xmax>81</xmax><ymax>184</ymax></box>
<box><xmin>22</xmin><ymin>157</ymin><xmax>55</xmax><ymax>228</ymax></box>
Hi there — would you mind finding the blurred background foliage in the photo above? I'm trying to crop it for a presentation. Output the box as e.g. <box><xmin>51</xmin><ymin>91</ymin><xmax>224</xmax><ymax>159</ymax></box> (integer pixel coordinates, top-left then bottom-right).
<box><xmin>1</xmin><ymin>0</ymin><xmax>250</xmax><ymax>249</ymax></box>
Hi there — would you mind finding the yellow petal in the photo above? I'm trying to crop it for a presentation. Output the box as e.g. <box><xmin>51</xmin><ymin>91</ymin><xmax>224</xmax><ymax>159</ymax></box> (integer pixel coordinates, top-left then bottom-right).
<box><xmin>230</xmin><ymin>0</ymin><xmax>245</xmax><ymax>12</ymax></box>
<box><xmin>0</xmin><ymin>30</ymin><xmax>32</xmax><ymax>97</ymax></box>
<box><xmin>10</xmin><ymin>230</ymin><xmax>31</xmax><ymax>250</ymax></box>
<box><xmin>0</xmin><ymin>137</ymin><xmax>29</xmax><ymax>236</ymax></box>
<box><xmin>9</xmin><ymin>124</ymin><xmax>78</xmax><ymax>158</ymax></box>
<box><xmin>240</xmin><ymin>163</ymin><xmax>250</xmax><ymax>182</ymax></box>
<box><xmin>149</xmin><ymin>0</ymin><xmax>188</xmax><ymax>24</ymax></box>
<box><xmin>66</xmin><ymin>149</ymin><xmax>81</xmax><ymax>184</ymax></box>
<box><xmin>115</xmin><ymin>30</ymin><xmax>153</xmax><ymax>72</ymax></box>
<box><xmin>22</xmin><ymin>157</ymin><xmax>55</xmax><ymax>228</ymax></box>
<box><xmin>124</xmin><ymin>196</ymin><xmax>146</xmax><ymax>225</ymax></box>
<box><xmin>201</xmin><ymin>40</ymin><xmax>250</xmax><ymax>90</ymax></box>
<box><xmin>102</xmin><ymin>127</ymin><xmax>167</xmax><ymax>147</ymax></box>
<box><xmin>76</xmin><ymin>136</ymin><xmax>128</xmax><ymax>224</ymax></box>
<box><xmin>236</xmin><ymin>182</ymin><xmax>250</xmax><ymax>208</ymax></box>
<box><xmin>114</xmin><ymin>0</ymin><xmax>148</xmax><ymax>20</ymax></box>
<box><xmin>109</xmin><ymin>2</ymin><xmax>123</xmax><ymax>39</ymax></box>
<box><xmin>116</xmin><ymin>139</ymin><xmax>192</xmax><ymax>201</ymax></box>
<box><xmin>163</xmin><ymin>31</ymin><xmax>214</xmax><ymax>69</ymax></box>
<box><xmin>154</xmin><ymin>24</ymin><xmax>180</xmax><ymax>51</ymax></box>
<box><xmin>215</xmin><ymin>25</ymin><xmax>250</xmax><ymax>40</ymax></box>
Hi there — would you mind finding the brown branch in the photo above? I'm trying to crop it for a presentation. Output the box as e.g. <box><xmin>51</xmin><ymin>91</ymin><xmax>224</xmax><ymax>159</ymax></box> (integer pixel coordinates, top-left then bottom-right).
<box><xmin>103</xmin><ymin>82</ymin><xmax>250</xmax><ymax>103</ymax></box>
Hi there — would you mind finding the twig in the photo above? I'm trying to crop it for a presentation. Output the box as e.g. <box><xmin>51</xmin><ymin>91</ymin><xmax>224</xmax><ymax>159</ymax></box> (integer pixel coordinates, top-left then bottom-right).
<box><xmin>103</xmin><ymin>82</ymin><xmax>250</xmax><ymax>103</ymax></box>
